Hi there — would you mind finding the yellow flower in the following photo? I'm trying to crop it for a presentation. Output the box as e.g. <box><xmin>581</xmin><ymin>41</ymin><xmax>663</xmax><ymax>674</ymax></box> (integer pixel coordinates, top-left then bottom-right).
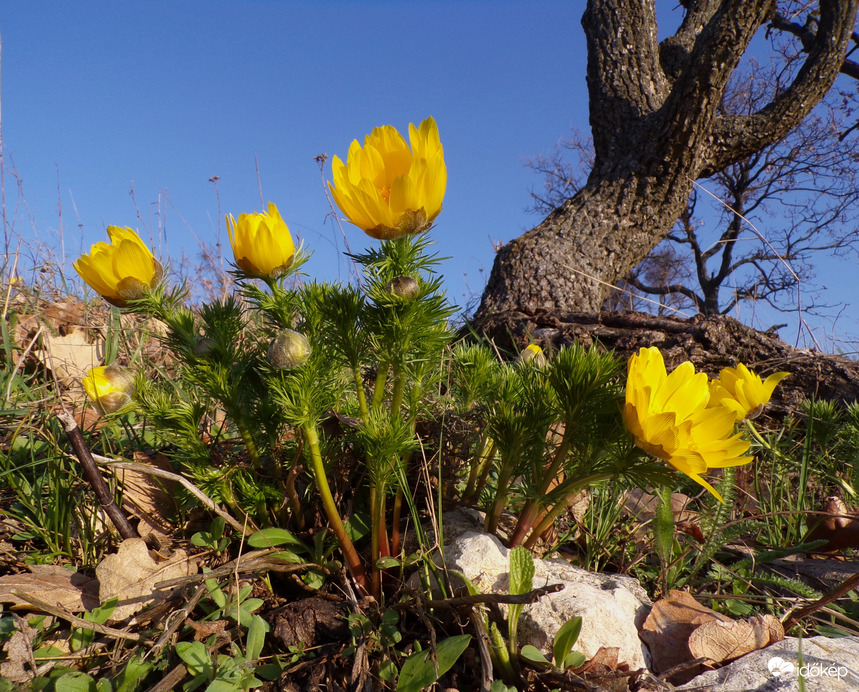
<box><xmin>83</xmin><ymin>365</ymin><xmax>136</xmax><ymax>415</ymax></box>
<box><xmin>709</xmin><ymin>363</ymin><xmax>789</xmax><ymax>421</ymax></box>
<box><xmin>329</xmin><ymin>116</ymin><xmax>446</xmax><ymax>240</ymax></box>
<box><xmin>226</xmin><ymin>202</ymin><xmax>295</xmax><ymax>279</ymax></box>
<box><xmin>73</xmin><ymin>227</ymin><xmax>163</xmax><ymax>307</ymax></box>
<box><xmin>623</xmin><ymin>347</ymin><xmax>750</xmax><ymax>500</ymax></box>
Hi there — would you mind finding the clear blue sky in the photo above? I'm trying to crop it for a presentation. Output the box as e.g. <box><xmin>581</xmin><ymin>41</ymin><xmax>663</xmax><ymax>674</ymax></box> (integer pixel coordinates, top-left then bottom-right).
<box><xmin>1</xmin><ymin>1</ymin><xmax>856</xmax><ymax>349</ymax></box>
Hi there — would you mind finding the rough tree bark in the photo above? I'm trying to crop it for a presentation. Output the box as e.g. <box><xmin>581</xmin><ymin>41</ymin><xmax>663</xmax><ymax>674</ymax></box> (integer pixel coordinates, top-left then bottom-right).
<box><xmin>474</xmin><ymin>0</ymin><xmax>857</xmax><ymax>321</ymax></box>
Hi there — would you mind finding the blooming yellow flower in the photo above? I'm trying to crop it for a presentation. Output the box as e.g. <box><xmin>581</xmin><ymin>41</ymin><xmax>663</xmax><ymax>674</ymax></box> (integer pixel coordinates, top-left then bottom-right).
<box><xmin>82</xmin><ymin>365</ymin><xmax>136</xmax><ymax>415</ymax></box>
<box><xmin>709</xmin><ymin>363</ymin><xmax>789</xmax><ymax>421</ymax></box>
<box><xmin>623</xmin><ymin>347</ymin><xmax>751</xmax><ymax>500</ymax></box>
<box><xmin>329</xmin><ymin>116</ymin><xmax>446</xmax><ymax>240</ymax></box>
<box><xmin>226</xmin><ymin>202</ymin><xmax>295</xmax><ymax>279</ymax></box>
<box><xmin>73</xmin><ymin>227</ymin><xmax>163</xmax><ymax>307</ymax></box>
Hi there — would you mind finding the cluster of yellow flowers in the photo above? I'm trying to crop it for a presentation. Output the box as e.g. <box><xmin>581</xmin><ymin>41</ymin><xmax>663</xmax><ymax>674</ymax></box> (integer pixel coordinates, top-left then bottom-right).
<box><xmin>71</xmin><ymin>116</ymin><xmax>787</xmax><ymax>510</ymax></box>
<box><xmin>74</xmin><ymin>116</ymin><xmax>445</xmax><ymax>296</ymax></box>
<box><xmin>624</xmin><ymin>346</ymin><xmax>787</xmax><ymax>500</ymax></box>
<box><xmin>73</xmin><ymin>117</ymin><xmax>446</xmax><ymax>410</ymax></box>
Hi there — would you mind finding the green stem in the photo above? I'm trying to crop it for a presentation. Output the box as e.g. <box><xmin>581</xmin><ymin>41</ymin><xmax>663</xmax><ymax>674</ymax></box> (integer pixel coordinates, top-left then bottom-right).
<box><xmin>463</xmin><ymin>434</ymin><xmax>493</xmax><ymax>503</ymax></box>
<box><xmin>371</xmin><ymin>360</ymin><xmax>390</xmax><ymax>411</ymax></box>
<box><xmin>523</xmin><ymin>472</ymin><xmax>614</xmax><ymax>549</ymax></box>
<box><xmin>485</xmin><ymin>452</ymin><xmax>519</xmax><ymax>534</ymax></box>
<box><xmin>371</xmin><ymin>364</ymin><xmax>406</xmax><ymax>598</ymax></box>
<box><xmin>352</xmin><ymin>365</ymin><xmax>370</xmax><ymax>420</ymax></box>
<box><xmin>508</xmin><ymin>428</ymin><xmax>573</xmax><ymax>545</ymax></box>
<box><xmin>537</xmin><ymin>429</ymin><xmax>572</xmax><ymax>495</ymax></box>
<box><xmin>218</xmin><ymin>479</ymin><xmax>258</xmax><ymax>533</ymax></box>
<box><xmin>369</xmin><ymin>484</ymin><xmax>387</xmax><ymax>600</ymax></box>
<box><xmin>389</xmin><ymin>365</ymin><xmax>406</xmax><ymax>415</ymax></box>
<box><xmin>303</xmin><ymin>422</ymin><xmax>368</xmax><ymax>592</ymax></box>
<box><xmin>508</xmin><ymin>502</ymin><xmax>540</xmax><ymax>548</ymax></box>
<box><xmin>235</xmin><ymin>419</ymin><xmax>263</xmax><ymax>469</ymax></box>
<box><xmin>745</xmin><ymin>420</ymin><xmax>770</xmax><ymax>449</ymax></box>
<box><xmin>471</xmin><ymin>441</ymin><xmax>498</xmax><ymax>504</ymax></box>
<box><xmin>653</xmin><ymin>486</ymin><xmax>675</xmax><ymax>597</ymax></box>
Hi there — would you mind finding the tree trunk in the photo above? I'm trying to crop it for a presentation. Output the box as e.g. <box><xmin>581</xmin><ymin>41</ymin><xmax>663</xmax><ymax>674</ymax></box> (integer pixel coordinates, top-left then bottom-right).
<box><xmin>478</xmin><ymin>175</ymin><xmax>694</xmax><ymax>315</ymax></box>
<box><xmin>474</xmin><ymin>0</ymin><xmax>857</xmax><ymax>322</ymax></box>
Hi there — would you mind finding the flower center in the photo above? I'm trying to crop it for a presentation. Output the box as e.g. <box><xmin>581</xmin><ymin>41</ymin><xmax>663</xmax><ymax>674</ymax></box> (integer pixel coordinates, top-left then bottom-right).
<box><xmin>377</xmin><ymin>185</ymin><xmax>391</xmax><ymax>204</ymax></box>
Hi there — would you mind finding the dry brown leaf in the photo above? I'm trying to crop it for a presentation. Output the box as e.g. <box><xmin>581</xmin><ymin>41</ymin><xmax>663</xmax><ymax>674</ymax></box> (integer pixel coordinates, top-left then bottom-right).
<box><xmin>96</xmin><ymin>538</ymin><xmax>196</xmax><ymax>621</ymax></box>
<box><xmin>688</xmin><ymin>613</ymin><xmax>784</xmax><ymax>664</ymax></box>
<box><xmin>639</xmin><ymin>590</ymin><xmax>730</xmax><ymax>673</ymax></box>
<box><xmin>34</xmin><ymin>326</ymin><xmax>103</xmax><ymax>385</ymax></box>
<box><xmin>623</xmin><ymin>489</ymin><xmax>696</xmax><ymax>523</ymax></box>
<box><xmin>188</xmin><ymin>619</ymin><xmax>229</xmax><ymax>642</ymax></box>
<box><xmin>116</xmin><ymin>452</ymin><xmax>178</xmax><ymax>543</ymax></box>
<box><xmin>0</xmin><ymin>565</ymin><xmax>99</xmax><ymax>612</ymax></box>
<box><xmin>0</xmin><ymin>631</ymin><xmax>34</xmax><ymax>684</ymax></box>
<box><xmin>807</xmin><ymin>496</ymin><xmax>859</xmax><ymax>550</ymax></box>
<box><xmin>573</xmin><ymin>646</ymin><xmax>626</xmax><ymax>675</ymax></box>
<box><xmin>41</xmin><ymin>301</ymin><xmax>92</xmax><ymax>329</ymax></box>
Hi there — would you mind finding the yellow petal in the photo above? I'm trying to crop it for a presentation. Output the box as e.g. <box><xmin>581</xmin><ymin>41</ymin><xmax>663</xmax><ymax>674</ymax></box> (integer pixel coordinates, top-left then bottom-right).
<box><xmin>226</xmin><ymin>203</ymin><xmax>295</xmax><ymax>278</ymax></box>
<box><xmin>329</xmin><ymin>117</ymin><xmax>446</xmax><ymax>239</ymax></box>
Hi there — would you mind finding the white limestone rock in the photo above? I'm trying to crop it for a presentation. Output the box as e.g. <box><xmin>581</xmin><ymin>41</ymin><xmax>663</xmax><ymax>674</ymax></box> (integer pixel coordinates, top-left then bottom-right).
<box><xmin>675</xmin><ymin>636</ymin><xmax>859</xmax><ymax>691</ymax></box>
<box><xmin>443</xmin><ymin>526</ymin><xmax>652</xmax><ymax>671</ymax></box>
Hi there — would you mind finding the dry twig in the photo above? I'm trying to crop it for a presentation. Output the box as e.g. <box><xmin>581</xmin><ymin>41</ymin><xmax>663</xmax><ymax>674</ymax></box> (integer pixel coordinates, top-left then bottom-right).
<box><xmin>10</xmin><ymin>590</ymin><xmax>144</xmax><ymax>642</ymax></box>
<box><xmin>783</xmin><ymin>571</ymin><xmax>859</xmax><ymax>630</ymax></box>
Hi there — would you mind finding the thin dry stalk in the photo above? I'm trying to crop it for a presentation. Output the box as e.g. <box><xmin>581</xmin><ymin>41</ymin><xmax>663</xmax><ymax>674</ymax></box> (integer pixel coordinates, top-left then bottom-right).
<box><xmin>10</xmin><ymin>590</ymin><xmax>145</xmax><ymax>643</ymax></box>
<box><xmin>56</xmin><ymin>411</ymin><xmax>138</xmax><ymax>540</ymax></box>
<box><xmin>98</xmin><ymin>458</ymin><xmax>250</xmax><ymax>536</ymax></box>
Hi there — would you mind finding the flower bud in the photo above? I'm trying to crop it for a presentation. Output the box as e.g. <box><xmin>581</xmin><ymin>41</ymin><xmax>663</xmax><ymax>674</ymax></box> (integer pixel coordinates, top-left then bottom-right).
<box><xmin>708</xmin><ymin>363</ymin><xmax>789</xmax><ymax>422</ymax></box>
<box><xmin>82</xmin><ymin>365</ymin><xmax>136</xmax><ymax>415</ymax></box>
<box><xmin>73</xmin><ymin>226</ymin><xmax>162</xmax><ymax>307</ymax></box>
<box><xmin>194</xmin><ymin>337</ymin><xmax>216</xmax><ymax>357</ymax></box>
<box><xmin>268</xmin><ymin>329</ymin><xmax>311</xmax><ymax>370</ymax></box>
<box><xmin>384</xmin><ymin>276</ymin><xmax>420</xmax><ymax>301</ymax></box>
<box><xmin>516</xmin><ymin>343</ymin><xmax>547</xmax><ymax>367</ymax></box>
<box><xmin>226</xmin><ymin>202</ymin><xmax>295</xmax><ymax>279</ymax></box>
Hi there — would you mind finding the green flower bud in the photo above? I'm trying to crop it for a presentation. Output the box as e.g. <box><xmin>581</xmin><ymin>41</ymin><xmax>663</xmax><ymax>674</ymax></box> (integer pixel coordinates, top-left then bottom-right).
<box><xmin>194</xmin><ymin>337</ymin><xmax>216</xmax><ymax>357</ymax></box>
<box><xmin>268</xmin><ymin>329</ymin><xmax>311</xmax><ymax>369</ymax></box>
<box><xmin>384</xmin><ymin>275</ymin><xmax>420</xmax><ymax>301</ymax></box>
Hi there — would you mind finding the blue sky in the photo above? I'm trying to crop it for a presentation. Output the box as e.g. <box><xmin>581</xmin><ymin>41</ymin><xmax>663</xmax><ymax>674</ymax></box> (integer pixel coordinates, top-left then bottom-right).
<box><xmin>1</xmin><ymin>1</ymin><xmax>857</xmax><ymax>349</ymax></box>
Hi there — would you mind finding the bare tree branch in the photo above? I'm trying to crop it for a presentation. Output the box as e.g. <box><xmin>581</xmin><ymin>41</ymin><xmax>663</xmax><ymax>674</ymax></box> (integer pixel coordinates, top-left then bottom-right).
<box><xmin>707</xmin><ymin>0</ymin><xmax>858</xmax><ymax>174</ymax></box>
<box><xmin>770</xmin><ymin>11</ymin><xmax>859</xmax><ymax>80</ymax></box>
